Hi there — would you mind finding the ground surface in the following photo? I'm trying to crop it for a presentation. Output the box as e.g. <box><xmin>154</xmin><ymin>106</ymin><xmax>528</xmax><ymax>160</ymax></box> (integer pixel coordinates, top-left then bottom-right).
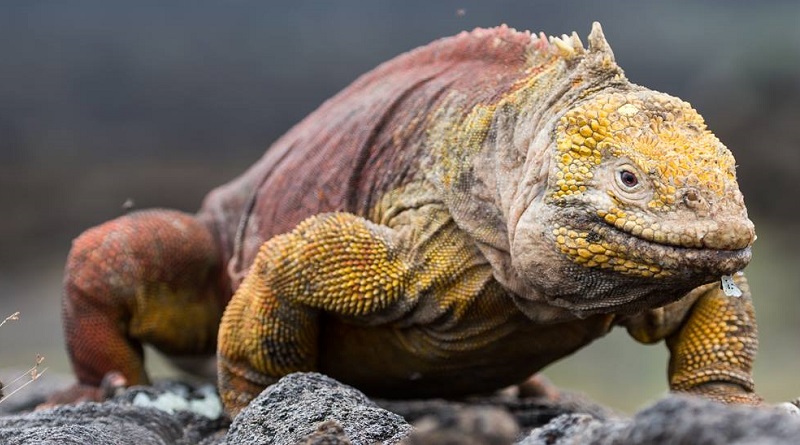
<box><xmin>1</xmin><ymin>372</ymin><xmax>799</xmax><ymax>445</ymax></box>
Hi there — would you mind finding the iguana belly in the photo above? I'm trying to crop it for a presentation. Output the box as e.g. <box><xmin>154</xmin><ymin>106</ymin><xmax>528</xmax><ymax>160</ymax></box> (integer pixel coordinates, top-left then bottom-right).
<box><xmin>317</xmin><ymin>313</ymin><xmax>614</xmax><ymax>398</ymax></box>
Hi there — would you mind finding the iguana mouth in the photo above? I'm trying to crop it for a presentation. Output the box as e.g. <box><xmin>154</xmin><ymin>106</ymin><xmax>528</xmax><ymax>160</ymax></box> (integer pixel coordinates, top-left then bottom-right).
<box><xmin>598</xmin><ymin>220</ymin><xmax>752</xmax><ymax>276</ymax></box>
<box><xmin>552</xmin><ymin>212</ymin><xmax>752</xmax><ymax>280</ymax></box>
<box><xmin>537</xmin><ymin>208</ymin><xmax>754</xmax><ymax>316</ymax></box>
<box><xmin>601</xmin><ymin>219</ymin><xmax>752</xmax><ymax>253</ymax></box>
<box><xmin>595</xmin><ymin>210</ymin><xmax>755</xmax><ymax>252</ymax></box>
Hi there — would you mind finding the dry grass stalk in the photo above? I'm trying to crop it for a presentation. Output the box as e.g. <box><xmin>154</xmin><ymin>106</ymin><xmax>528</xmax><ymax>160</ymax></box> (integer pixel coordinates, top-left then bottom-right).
<box><xmin>0</xmin><ymin>312</ymin><xmax>48</xmax><ymax>404</ymax></box>
<box><xmin>0</xmin><ymin>311</ymin><xmax>20</xmax><ymax>329</ymax></box>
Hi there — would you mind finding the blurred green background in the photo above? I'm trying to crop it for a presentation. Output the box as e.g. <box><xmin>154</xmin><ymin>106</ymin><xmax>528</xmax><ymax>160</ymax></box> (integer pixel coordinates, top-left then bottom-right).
<box><xmin>0</xmin><ymin>1</ymin><xmax>797</xmax><ymax>413</ymax></box>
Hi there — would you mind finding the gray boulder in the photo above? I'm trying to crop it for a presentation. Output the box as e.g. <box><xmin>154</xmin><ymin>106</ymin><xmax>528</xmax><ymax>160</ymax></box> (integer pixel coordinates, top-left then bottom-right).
<box><xmin>519</xmin><ymin>395</ymin><xmax>800</xmax><ymax>445</ymax></box>
<box><xmin>225</xmin><ymin>372</ymin><xmax>411</xmax><ymax>445</ymax></box>
<box><xmin>379</xmin><ymin>388</ymin><xmax>617</xmax><ymax>432</ymax></box>
<box><xmin>0</xmin><ymin>401</ymin><xmax>223</xmax><ymax>445</ymax></box>
<box><xmin>400</xmin><ymin>405</ymin><xmax>520</xmax><ymax>445</ymax></box>
<box><xmin>0</xmin><ymin>380</ymin><xmax>226</xmax><ymax>445</ymax></box>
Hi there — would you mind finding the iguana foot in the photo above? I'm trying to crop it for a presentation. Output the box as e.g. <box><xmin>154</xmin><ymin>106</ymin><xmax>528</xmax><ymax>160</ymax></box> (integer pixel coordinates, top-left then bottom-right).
<box><xmin>678</xmin><ymin>382</ymin><xmax>762</xmax><ymax>406</ymax></box>
<box><xmin>515</xmin><ymin>374</ymin><xmax>560</xmax><ymax>401</ymax></box>
<box><xmin>39</xmin><ymin>371</ymin><xmax>127</xmax><ymax>409</ymax></box>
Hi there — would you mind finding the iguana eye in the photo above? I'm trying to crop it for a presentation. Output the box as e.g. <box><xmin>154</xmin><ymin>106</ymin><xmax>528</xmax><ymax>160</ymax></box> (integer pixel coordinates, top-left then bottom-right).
<box><xmin>612</xmin><ymin>164</ymin><xmax>648</xmax><ymax>200</ymax></box>
<box><xmin>618</xmin><ymin>170</ymin><xmax>638</xmax><ymax>189</ymax></box>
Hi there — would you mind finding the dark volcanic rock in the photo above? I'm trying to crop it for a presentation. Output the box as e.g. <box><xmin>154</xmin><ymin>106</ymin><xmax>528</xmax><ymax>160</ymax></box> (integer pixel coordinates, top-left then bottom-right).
<box><xmin>225</xmin><ymin>372</ymin><xmax>411</xmax><ymax>445</ymax></box>
<box><xmin>400</xmin><ymin>405</ymin><xmax>520</xmax><ymax>445</ymax></box>
<box><xmin>518</xmin><ymin>413</ymin><xmax>623</xmax><ymax>445</ymax></box>
<box><xmin>379</xmin><ymin>389</ymin><xmax>617</xmax><ymax>432</ymax></box>
<box><xmin>297</xmin><ymin>420</ymin><xmax>352</xmax><ymax>444</ymax></box>
<box><xmin>4</xmin><ymin>370</ymin><xmax>799</xmax><ymax>444</ymax></box>
<box><xmin>620</xmin><ymin>396</ymin><xmax>800</xmax><ymax>445</ymax></box>
<box><xmin>0</xmin><ymin>379</ymin><xmax>226</xmax><ymax>445</ymax></box>
<box><xmin>519</xmin><ymin>395</ymin><xmax>800</xmax><ymax>445</ymax></box>
<box><xmin>0</xmin><ymin>402</ymin><xmax>223</xmax><ymax>445</ymax></box>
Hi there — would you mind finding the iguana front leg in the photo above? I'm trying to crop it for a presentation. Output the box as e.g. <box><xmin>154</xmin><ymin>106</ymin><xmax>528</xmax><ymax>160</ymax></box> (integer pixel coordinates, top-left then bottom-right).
<box><xmin>217</xmin><ymin>209</ymin><xmax>487</xmax><ymax>415</ymax></box>
<box><xmin>667</xmin><ymin>274</ymin><xmax>760</xmax><ymax>404</ymax></box>
<box><xmin>58</xmin><ymin>210</ymin><xmax>227</xmax><ymax>401</ymax></box>
<box><xmin>217</xmin><ymin>212</ymin><xmax>407</xmax><ymax>412</ymax></box>
<box><xmin>626</xmin><ymin>274</ymin><xmax>760</xmax><ymax>404</ymax></box>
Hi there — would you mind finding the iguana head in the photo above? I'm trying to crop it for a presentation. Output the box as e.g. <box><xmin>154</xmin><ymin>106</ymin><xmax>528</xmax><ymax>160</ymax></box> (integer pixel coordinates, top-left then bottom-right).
<box><xmin>513</xmin><ymin>89</ymin><xmax>754</xmax><ymax>314</ymax></box>
<box><xmin>421</xmin><ymin>23</ymin><xmax>754</xmax><ymax>316</ymax></box>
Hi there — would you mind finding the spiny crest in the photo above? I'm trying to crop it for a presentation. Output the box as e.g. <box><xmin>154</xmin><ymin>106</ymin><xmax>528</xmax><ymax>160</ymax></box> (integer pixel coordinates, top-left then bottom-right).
<box><xmin>530</xmin><ymin>22</ymin><xmax>614</xmax><ymax>62</ymax></box>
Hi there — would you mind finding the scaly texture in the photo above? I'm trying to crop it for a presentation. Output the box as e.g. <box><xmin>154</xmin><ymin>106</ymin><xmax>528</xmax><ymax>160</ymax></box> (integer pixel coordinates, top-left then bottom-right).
<box><xmin>57</xmin><ymin>23</ymin><xmax>762</xmax><ymax>415</ymax></box>
<box><xmin>667</xmin><ymin>275</ymin><xmax>759</xmax><ymax>403</ymax></box>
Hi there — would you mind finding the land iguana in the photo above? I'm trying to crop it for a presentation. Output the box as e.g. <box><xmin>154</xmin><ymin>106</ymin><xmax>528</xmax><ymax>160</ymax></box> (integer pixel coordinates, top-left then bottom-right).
<box><xmin>56</xmin><ymin>23</ymin><xmax>761</xmax><ymax>416</ymax></box>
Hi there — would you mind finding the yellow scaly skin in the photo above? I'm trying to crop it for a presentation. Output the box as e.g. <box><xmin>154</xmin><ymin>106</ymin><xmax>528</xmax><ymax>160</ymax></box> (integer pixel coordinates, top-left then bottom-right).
<box><xmin>667</xmin><ymin>278</ymin><xmax>758</xmax><ymax>403</ymax></box>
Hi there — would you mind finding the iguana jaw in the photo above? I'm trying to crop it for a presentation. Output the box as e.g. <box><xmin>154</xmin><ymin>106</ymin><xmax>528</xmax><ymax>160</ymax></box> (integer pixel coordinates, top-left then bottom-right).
<box><xmin>558</xmin><ymin>215</ymin><xmax>752</xmax><ymax>315</ymax></box>
<box><xmin>562</xmin><ymin>204</ymin><xmax>748</xmax><ymax>266</ymax></box>
<box><xmin>549</xmin><ymin>203</ymin><xmax>754</xmax><ymax>279</ymax></box>
<box><xmin>510</xmin><ymin>200</ymin><xmax>753</xmax><ymax>316</ymax></box>
<box><xmin>594</xmin><ymin>207</ymin><xmax>755</xmax><ymax>251</ymax></box>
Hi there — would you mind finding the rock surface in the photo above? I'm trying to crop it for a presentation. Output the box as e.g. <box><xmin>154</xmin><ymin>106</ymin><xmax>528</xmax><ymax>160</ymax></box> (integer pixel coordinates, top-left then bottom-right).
<box><xmin>295</xmin><ymin>420</ymin><xmax>353</xmax><ymax>444</ymax></box>
<box><xmin>379</xmin><ymin>389</ymin><xmax>617</xmax><ymax>431</ymax></box>
<box><xmin>400</xmin><ymin>405</ymin><xmax>520</xmax><ymax>445</ymax></box>
<box><xmin>1</xmin><ymin>370</ymin><xmax>799</xmax><ymax>444</ymax></box>
<box><xmin>225</xmin><ymin>372</ymin><xmax>411</xmax><ymax>445</ymax></box>
<box><xmin>519</xmin><ymin>395</ymin><xmax>800</xmax><ymax>445</ymax></box>
<box><xmin>0</xmin><ymin>399</ymin><xmax>224</xmax><ymax>445</ymax></box>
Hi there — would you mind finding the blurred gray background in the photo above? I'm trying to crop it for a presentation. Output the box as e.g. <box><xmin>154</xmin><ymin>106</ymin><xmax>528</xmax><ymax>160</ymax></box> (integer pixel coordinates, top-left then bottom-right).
<box><xmin>0</xmin><ymin>0</ymin><xmax>798</xmax><ymax>412</ymax></box>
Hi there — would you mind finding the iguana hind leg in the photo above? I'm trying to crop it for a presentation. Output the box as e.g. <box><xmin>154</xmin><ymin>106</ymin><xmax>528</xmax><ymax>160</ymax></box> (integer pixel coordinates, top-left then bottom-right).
<box><xmin>60</xmin><ymin>209</ymin><xmax>226</xmax><ymax>399</ymax></box>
